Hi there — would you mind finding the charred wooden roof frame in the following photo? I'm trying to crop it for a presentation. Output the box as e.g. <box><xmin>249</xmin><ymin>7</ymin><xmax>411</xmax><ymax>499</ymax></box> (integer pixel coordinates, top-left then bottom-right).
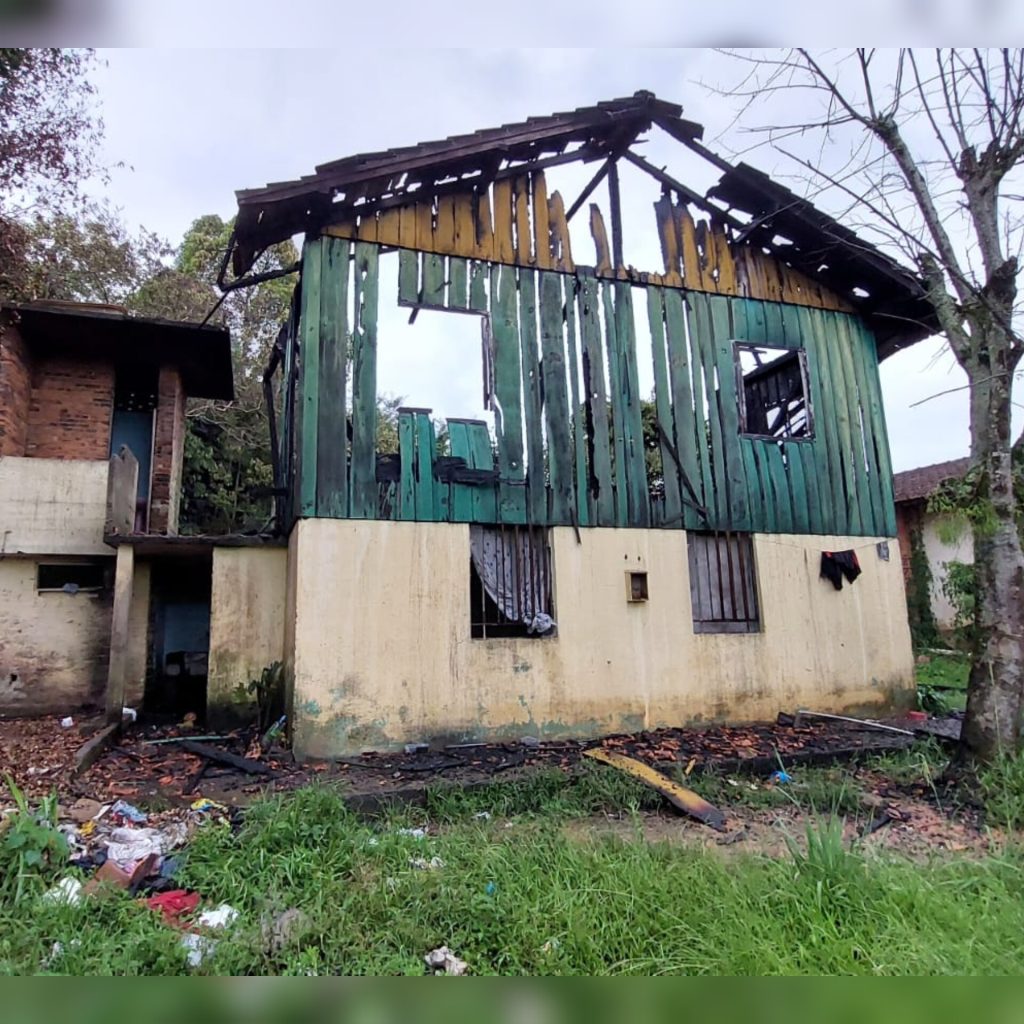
<box><xmin>226</xmin><ymin>90</ymin><xmax>938</xmax><ymax>359</ymax></box>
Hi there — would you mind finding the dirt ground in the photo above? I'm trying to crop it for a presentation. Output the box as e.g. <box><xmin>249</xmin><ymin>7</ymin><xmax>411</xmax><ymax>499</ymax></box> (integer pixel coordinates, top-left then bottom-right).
<box><xmin>0</xmin><ymin>711</ymin><xmax>990</xmax><ymax>859</ymax></box>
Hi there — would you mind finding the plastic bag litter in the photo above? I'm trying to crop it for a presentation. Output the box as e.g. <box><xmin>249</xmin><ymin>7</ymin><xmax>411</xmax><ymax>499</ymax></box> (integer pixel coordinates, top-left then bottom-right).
<box><xmin>42</xmin><ymin>877</ymin><xmax>83</xmax><ymax>906</ymax></box>
<box><xmin>110</xmin><ymin>800</ymin><xmax>148</xmax><ymax>824</ymax></box>
<box><xmin>424</xmin><ymin>946</ymin><xmax>468</xmax><ymax>976</ymax></box>
<box><xmin>397</xmin><ymin>827</ymin><xmax>427</xmax><ymax>839</ymax></box>
<box><xmin>197</xmin><ymin>903</ymin><xmax>239</xmax><ymax>928</ymax></box>
<box><xmin>409</xmin><ymin>856</ymin><xmax>445</xmax><ymax>871</ymax></box>
<box><xmin>104</xmin><ymin>823</ymin><xmax>186</xmax><ymax>864</ymax></box>
<box><xmin>59</xmin><ymin>717</ymin><xmax>74</xmax><ymax>729</ymax></box>
<box><xmin>181</xmin><ymin>932</ymin><xmax>218</xmax><ymax>968</ymax></box>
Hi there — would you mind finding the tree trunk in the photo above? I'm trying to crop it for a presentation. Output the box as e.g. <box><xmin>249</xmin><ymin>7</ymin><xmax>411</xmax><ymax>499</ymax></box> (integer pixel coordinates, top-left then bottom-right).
<box><xmin>960</xmin><ymin>341</ymin><xmax>1024</xmax><ymax>760</ymax></box>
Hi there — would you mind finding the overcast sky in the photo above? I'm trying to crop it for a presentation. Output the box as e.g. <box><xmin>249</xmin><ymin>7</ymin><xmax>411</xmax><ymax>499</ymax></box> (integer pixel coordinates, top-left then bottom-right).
<box><xmin>83</xmin><ymin>47</ymin><xmax>1020</xmax><ymax>473</ymax></box>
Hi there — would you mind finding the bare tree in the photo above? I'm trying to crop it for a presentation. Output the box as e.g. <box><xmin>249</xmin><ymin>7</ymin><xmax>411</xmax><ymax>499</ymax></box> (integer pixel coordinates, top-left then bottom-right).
<box><xmin>718</xmin><ymin>49</ymin><xmax>1024</xmax><ymax>761</ymax></box>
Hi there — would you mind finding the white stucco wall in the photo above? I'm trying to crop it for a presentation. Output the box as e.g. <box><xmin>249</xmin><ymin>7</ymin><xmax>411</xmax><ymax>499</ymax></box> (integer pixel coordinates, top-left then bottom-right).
<box><xmin>921</xmin><ymin>515</ymin><xmax>974</xmax><ymax>631</ymax></box>
<box><xmin>285</xmin><ymin>520</ymin><xmax>915</xmax><ymax>758</ymax></box>
<box><xmin>0</xmin><ymin>456</ymin><xmax>110</xmax><ymax>557</ymax></box>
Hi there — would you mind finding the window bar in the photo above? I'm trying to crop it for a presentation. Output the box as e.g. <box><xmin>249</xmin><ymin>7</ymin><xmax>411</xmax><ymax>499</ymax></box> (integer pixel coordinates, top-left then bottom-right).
<box><xmin>713</xmin><ymin>529</ymin><xmax>726</xmax><ymax>623</ymax></box>
<box><xmin>723</xmin><ymin>529</ymin><xmax>737</xmax><ymax>623</ymax></box>
<box><xmin>735</xmin><ymin>531</ymin><xmax>752</xmax><ymax>625</ymax></box>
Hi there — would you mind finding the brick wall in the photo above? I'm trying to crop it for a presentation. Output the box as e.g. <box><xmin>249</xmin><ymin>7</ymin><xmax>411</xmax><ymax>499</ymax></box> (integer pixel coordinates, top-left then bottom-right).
<box><xmin>0</xmin><ymin>321</ymin><xmax>31</xmax><ymax>456</ymax></box>
<box><xmin>150</xmin><ymin>365</ymin><xmax>185</xmax><ymax>535</ymax></box>
<box><xmin>25</xmin><ymin>357</ymin><xmax>115</xmax><ymax>459</ymax></box>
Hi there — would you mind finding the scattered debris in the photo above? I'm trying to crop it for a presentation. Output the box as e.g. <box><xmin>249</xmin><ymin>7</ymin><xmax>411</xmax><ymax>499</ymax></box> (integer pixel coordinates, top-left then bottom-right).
<box><xmin>397</xmin><ymin>827</ymin><xmax>427</xmax><ymax>839</ymax></box>
<box><xmin>409</xmin><ymin>856</ymin><xmax>445</xmax><ymax>871</ymax></box>
<box><xmin>110</xmin><ymin>799</ymin><xmax>147</xmax><ymax>824</ymax></box>
<box><xmin>71</xmin><ymin>722</ymin><xmax>120</xmax><ymax>778</ymax></box>
<box><xmin>474</xmin><ymin>811</ymin><xmax>491</xmax><ymax>821</ymax></box>
<box><xmin>261</xmin><ymin>907</ymin><xmax>310</xmax><ymax>955</ymax></box>
<box><xmin>519</xmin><ymin>736</ymin><xmax>541</xmax><ymax>748</ymax></box>
<box><xmin>181</xmin><ymin>932</ymin><xmax>218</xmax><ymax>968</ymax></box>
<box><xmin>82</xmin><ymin>852</ymin><xmax>159</xmax><ymax>896</ymax></box>
<box><xmin>146</xmin><ymin>889</ymin><xmax>201</xmax><ymax>926</ymax></box>
<box><xmin>67</xmin><ymin>798</ymin><xmax>105</xmax><ymax>824</ymax></box>
<box><xmin>768</xmin><ymin>770</ymin><xmax>792</xmax><ymax>785</ymax></box>
<box><xmin>197</xmin><ymin>903</ymin><xmax>240</xmax><ymax>929</ymax></box>
<box><xmin>791</xmin><ymin>710</ymin><xmax>914</xmax><ymax>737</ymax></box>
<box><xmin>424</xmin><ymin>946</ymin><xmax>468</xmax><ymax>975</ymax></box>
<box><xmin>583</xmin><ymin>747</ymin><xmax>727</xmax><ymax>831</ymax></box>
<box><xmin>179</xmin><ymin>740</ymin><xmax>273</xmax><ymax>776</ymax></box>
<box><xmin>121</xmin><ymin>707</ymin><xmax>138</xmax><ymax>723</ymax></box>
<box><xmin>405</xmin><ymin>743</ymin><xmax>429</xmax><ymax>755</ymax></box>
<box><xmin>60</xmin><ymin>717</ymin><xmax>74</xmax><ymax>729</ymax></box>
<box><xmin>42</xmin><ymin>877</ymin><xmax>83</xmax><ymax>906</ymax></box>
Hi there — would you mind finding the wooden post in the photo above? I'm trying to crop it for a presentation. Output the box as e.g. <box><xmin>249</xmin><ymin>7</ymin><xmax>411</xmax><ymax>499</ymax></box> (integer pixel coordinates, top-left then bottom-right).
<box><xmin>104</xmin><ymin>446</ymin><xmax>139</xmax><ymax>538</ymax></box>
<box><xmin>105</xmin><ymin>543</ymin><xmax>135</xmax><ymax>724</ymax></box>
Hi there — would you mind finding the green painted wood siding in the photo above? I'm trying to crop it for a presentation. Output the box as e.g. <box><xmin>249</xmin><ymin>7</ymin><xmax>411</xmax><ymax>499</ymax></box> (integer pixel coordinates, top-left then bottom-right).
<box><xmin>292</xmin><ymin>241</ymin><xmax>897</xmax><ymax>537</ymax></box>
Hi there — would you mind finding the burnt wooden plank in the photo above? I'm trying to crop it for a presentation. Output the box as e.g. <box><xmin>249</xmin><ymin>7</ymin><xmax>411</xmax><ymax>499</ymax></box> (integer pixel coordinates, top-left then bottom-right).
<box><xmin>590</xmin><ymin>204</ymin><xmax>612</xmax><ymax>276</ymax></box>
<box><xmin>181</xmin><ymin>741</ymin><xmax>273</xmax><ymax>776</ymax></box>
<box><xmin>398</xmin><ymin>410</ymin><xmax>416</xmax><ymax>520</ymax></box>
<box><xmin>685</xmin><ymin>291</ymin><xmax>728</xmax><ymax>527</ymax></box>
<box><xmin>663</xmin><ymin>288</ymin><xmax>705</xmax><ymax>528</ymax></box>
<box><xmin>801</xmin><ymin>306</ymin><xmax>848</xmax><ymax>535</ymax></box>
<box><xmin>601</xmin><ymin>281</ymin><xmax>629</xmax><ymax>526</ymax></box>
<box><xmin>349</xmin><ymin>241</ymin><xmax>379</xmax><ymax>519</ymax></box>
<box><xmin>449</xmin><ymin>257</ymin><xmax>468</xmax><ymax>310</ymax></box>
<box><xmin>491</xmin><ymin>263</ymin><xmax>526</xmax><ymax>524</ymax></box>
<box><xmin>577</xmin><ymin>273</ymin><xmax>614</xmax><ymax>525</ymax></box>
<box><xmin>654</xmin><ymin>196</ymin><xmax>682</xmax><ymax>285</ymax></box>
<box><xmin>518</xmin><ymin>268</ymin><xmax>546</xmax><ymax>522</ymax></box>
<box><xmin>547</xmin><ymin>190</ymin><xmax>574</xmax><ymax>272</ymax></box>
<box><xmin>513</xmin><ymin>175</ymin><xmax>532</xmax><ymax>266</ymax></box>
<box><xmin>315</xmin><ymin>235</ymin><xmax>350</xmax><ymax>518</ymax></box>
<box><xmin>492</xmin><ymin>179</ymin><xmax>515</xmax><ymax>264</ymax></box>
<box><xmin>398</xmin><ymin>248</ymin><xmax>419</xmax><ymax>305</ymax></box>
<box><xmin>833</xmin><ymin>311</ymin><xmax>875</xmax><ymax>535</ymax></box>
<box><xmin>467</xmin><ymin>420</ymin><xmax>498</xmax><ymax>522</ymax></box>
<box><xmin>532</xmin><ymin>172</ymin><xmax>552</xmax><ymax>269</ymax></box>
<box><xmin>646</xmin><ymin>287</ymin><xmax>682</xmax><ymax>526</ymax></box>
<box><xmin>298</xmin><ymin>236</ymin><xmax>323</xmax><ymax>517</ymax></box>
<box><xmin>469</xmin><ymin>261</ymin><xmax>488</xmax><ymax>312</ymax></box>
<box><xmin>414</xmin><ymin>410</ymin><xmax>437</xmax><ymax>520</ymax></box>
<box><xmin>473</xmin><ymin>189</ymin><xmax>495</xmax><ymax>261</ymax></box>
<box><xmin>422</xmin><ymin>252</ymin><xmax>445</xmax><ymax>306</ymax></box>
<box><xmin>563</xmin><ymin>276</ymin><xmax>589</xmax><ymax>526</ymax></box>
<box><xmin>447</xmin><ymin>420</ymin><xmax>473</xmax><ymax>521</ymax></box>
<box><xmin>707</xmin><ymin>295</ymin><xmax>748</xmax><ymax>529</ymax></box>
<box><xmin>613</xmin><ymin>283</ymin><xmax>649</xmax><ymax>526</ymax></box>
<box><xmin>851</xmin><ymin>317</ymin><xmax>892</xmax><ymax>536</ymax></box>
<box><xmin>540</xmin><ymin>271</ymin><xmax>573</xmax><ymax>523</ymax></box>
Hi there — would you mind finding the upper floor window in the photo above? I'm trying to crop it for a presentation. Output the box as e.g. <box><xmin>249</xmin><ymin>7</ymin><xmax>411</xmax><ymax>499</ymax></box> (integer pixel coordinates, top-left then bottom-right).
<box><xmin>734</xmin><ymin>343</ymin><xmax>812</xmax><ymax>440</ymax></box>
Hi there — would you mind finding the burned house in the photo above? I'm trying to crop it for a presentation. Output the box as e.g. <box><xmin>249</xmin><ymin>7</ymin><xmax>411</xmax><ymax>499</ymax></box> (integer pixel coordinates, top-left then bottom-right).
<box><xmin>211</xmin><ymin>91</ymin><xmax>937</xmax><ymax>757</ymax></box>
<box><xmin>0</xmin><ymin>300</ymin><xmax>255</xmax><ymax>719</ymax></box>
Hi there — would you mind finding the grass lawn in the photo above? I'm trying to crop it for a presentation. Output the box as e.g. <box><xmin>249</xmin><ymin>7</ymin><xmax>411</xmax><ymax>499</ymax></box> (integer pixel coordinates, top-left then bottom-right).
<box><xmin>915</xmin><ymin>651</ymin><xmax>970</xmax><ymax>712</ymax></box>
<box><xmin>4</xmin><ymin>755</ymin><xmax>1024</xmax><ymax>976</ymax></box>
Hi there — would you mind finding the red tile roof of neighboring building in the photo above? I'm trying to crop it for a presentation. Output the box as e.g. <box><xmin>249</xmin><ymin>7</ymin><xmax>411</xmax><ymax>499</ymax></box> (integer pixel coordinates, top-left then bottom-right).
<box><xmin>893</xmin><ymin>457</ymin><xmax>970</xmax><ymax>503</ymax></box>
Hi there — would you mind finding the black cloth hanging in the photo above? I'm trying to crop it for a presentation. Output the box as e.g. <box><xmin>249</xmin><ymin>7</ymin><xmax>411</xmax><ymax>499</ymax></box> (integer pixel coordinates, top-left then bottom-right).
<box><xmin>820</xmin><ymin>550</ymin><xmax>862</xmax><ymax>590</ymax></box>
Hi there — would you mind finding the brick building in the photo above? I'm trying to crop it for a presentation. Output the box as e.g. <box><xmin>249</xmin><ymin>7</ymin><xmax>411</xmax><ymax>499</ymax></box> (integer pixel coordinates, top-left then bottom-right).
<box><xmin>0</xmin><ymin>301</ymin><xmax>233</xmax><ymax>714</ymax></box>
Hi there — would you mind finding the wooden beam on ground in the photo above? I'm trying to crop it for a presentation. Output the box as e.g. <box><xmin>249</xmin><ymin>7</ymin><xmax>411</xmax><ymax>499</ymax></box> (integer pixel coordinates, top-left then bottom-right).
<box><xmin>104</xmin><ymin>544</ymin><xmax>135</xmax><ymax>724</ymax></box>
<box><xmin>583</xmin><ymin>747</ymin><xmax>727</xmax><ymax>830</ymax></box>
<box><xmin>180</xmin><ymin>740</ymin><xmax>273</xmax><ymax>775</ymax></box>
<box><xmin>73</xmin><ymin>722</ymin><xmax>121</xmax><ymax>778</ymax></box>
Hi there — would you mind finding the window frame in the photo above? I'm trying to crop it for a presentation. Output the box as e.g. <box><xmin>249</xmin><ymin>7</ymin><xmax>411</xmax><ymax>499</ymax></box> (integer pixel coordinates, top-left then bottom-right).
<box><xmin>36</xmin><ymin>561</ymin><xmax>109</xmax><ymax>594</ymax></box>
<box><xmin>469</xmin><ymin>524</ymin><xmax>556</xmax><ymax>640</ymax></box>
<box><xmin>686</xmin><ymin>531</ymin><xmax>761</xmax><ymax>635</ymax></box>
<box><xmin>733</xmin><ymin>342</ymin><xmax>814</xmax><ymax>443</ymax></box>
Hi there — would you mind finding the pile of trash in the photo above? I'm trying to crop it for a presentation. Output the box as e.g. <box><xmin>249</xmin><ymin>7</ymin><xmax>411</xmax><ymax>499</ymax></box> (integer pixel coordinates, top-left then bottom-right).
<box><xmin>39</xmin><ymin>796</ymin><xmax>238</xmax><ymax>968</ymax></box>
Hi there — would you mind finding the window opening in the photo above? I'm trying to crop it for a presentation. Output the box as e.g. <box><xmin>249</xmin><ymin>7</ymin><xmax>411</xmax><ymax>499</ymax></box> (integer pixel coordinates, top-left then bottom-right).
<box><xmin>687</xmin><ymin>531</ymin><xmax>760</xmax><ymax>634</ymax></box>
<box><xmin>37</xmin><ymin>562</ymin><xmax>108</xmax><ymax>594</ymax></box>
<box><xmin>470</xmin><ymin>525</ymin><xmax>555</xmax><ymax>639</ymax></box>
<box><xmin>111</xmin><ymin>364</ymin><xmax>158</xmax><ymax>531</ymax></box>
<box><xmin>735</xmin><ymin>344</ymin><xmax>812</xmax><ymax>440</ymax></box>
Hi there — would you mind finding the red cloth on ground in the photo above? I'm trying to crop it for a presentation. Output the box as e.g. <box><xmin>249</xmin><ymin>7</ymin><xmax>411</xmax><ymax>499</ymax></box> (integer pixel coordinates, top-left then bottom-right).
<box><xmin>146</xmin><ymin>889</ymin><xmax>201</xmax><ymax>926</ymax></box>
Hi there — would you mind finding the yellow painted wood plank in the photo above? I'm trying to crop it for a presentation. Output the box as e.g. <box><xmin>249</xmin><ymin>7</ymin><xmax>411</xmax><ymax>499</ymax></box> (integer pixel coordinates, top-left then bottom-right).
<box><xmin>492</xmin><ymin>179</ymin><xmax>515</xmax><ymax>264</ymax></box>
<box><xmin>695</xmin><ymin>219</ymin><xmax>718</xmax><ymax>293</ymax></box>
<box><xmin>590</xmin><ymin>203</ymin><xmax>612</xmax><ymax>276</ymax></box>
<box><xmin>712</xmin><ymin>223</ymin><xmax>737</xmax><ymax>294</ymax></box>
<box><xmin>433</xmin><ymin>194</ymin><xmax>457</xmax><ymax>253</ymax></box>
<box><xmin>474</xmin><ymin>189</ymin><xmax>495</xmax><ymax>261</ymax></box>
<box><xmin>453</xmin><ymin>193</ymin><xmax>475</xmax><ymax>257</ymax></box>
<box><xmin>397</xmin><ymin>204</ymin><xmax>418</xmax><ymax>249</ymax></box>
<box><xmin>676</xmin><ymin>206</ymin><xmax>702</xmax><ymax>291</ymax></box>
<box><xmin>324</xmin><ymin>219</ymin><xmax>356</xmax><ymax>240</ymax></box>
<box><xmin>512</xmin><ymin>175</ymin><xmax>532</xmax><ymax>265</ymax></box>
<box><xmin>532</xmin><ymin>171</ymin><xmax>552</xmax><ymax>269</ymax></box>
<box><xmin>356</xmin><ymin>213</ymin><xmax>378</xmax><ymax>242</ymax></box>
<box><xmin>376</xmin><ymin>206</ymin><xmax>401</xmax><ymax>247</ymax></box>
<box><xmin>654</xmin><ymin>195</ymin><xmax>681</xmax><ymax>284</ymax></box>
<box><xmin>583</xmin><ymin>748</ymin><xmax>727</xmax><ymax>830</ymax></box>
<box><xmin>415</xmin><ymin>201</ymin><xmax>434</xmax><ymax>252</ymax></box>
<box><xmin>547</xmin><ymin>190</ymin><xmax>574</xmax><ymax>272</ymax></box>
